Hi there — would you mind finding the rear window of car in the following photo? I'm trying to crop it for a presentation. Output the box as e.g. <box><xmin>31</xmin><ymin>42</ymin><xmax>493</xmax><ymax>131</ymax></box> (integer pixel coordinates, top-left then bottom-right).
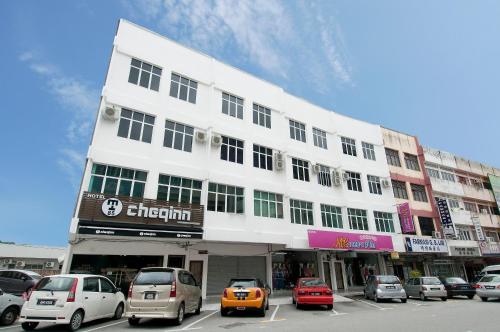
<box><xmin>300</xmin><ymin>279</ymin><xmax>327</xmax><ymax>287</ymax></box>
<box><xmin>445</xmin><ymin>277</ymin><xmax>466</xmax><ymax>284</ymax></box>
<box><xmin>135</xmin><ymin>270</ymin><xmax>174</xmax><ymax>285</ymax></box>
<box><xmin>26</xmin><ymin>272</ymin><xmax>42</xmax><ymax>280</ymax></box>
<box><xmin>486</xmin><ymin>269</ymin><xmax>500</xmax><ymax>275</ymax></box>
<box><xmin>422</xmin><ymin>277</ymin><xmax>441</xmax><ymax>285</ymax></box>
<box><xmin>36</xmin><ymin>277</ymin><xmax>75</xmax><ymax>291</ymax></box>
<box><xmin>377</xmin><ymin>276</ymin><xmax>400</xmax><ymax>284</ymax></box>
<box><xmin>480</xmin><ymin>275</ymin><xmax>500</xmax><ymax>283</ymax></box>
<box><xmin>228</xmin><ymin>279</ymin><xmax>257</xmax><ymax>288</ymax></box>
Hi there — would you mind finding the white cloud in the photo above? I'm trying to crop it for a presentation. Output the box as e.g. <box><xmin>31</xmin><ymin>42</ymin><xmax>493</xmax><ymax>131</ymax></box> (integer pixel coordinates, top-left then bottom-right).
<box><xmin>57</xmin><ymin>148</ymin><xmax>86</xmax><ymax>188</ymax></box>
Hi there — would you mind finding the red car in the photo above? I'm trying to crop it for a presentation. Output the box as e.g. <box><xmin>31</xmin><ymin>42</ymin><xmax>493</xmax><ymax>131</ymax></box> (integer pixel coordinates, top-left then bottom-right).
<box><xmin>292</xmin><ymin>278</ymin><xmax>333</xmax><ymax>309</ymax></box>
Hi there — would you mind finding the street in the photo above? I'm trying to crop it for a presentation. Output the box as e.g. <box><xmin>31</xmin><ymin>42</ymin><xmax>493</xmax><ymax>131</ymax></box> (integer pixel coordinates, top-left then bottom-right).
<box><xmin>3</xmin><ymin>296</ymin><xmax>499</xmax><ymax>332</ymax></box>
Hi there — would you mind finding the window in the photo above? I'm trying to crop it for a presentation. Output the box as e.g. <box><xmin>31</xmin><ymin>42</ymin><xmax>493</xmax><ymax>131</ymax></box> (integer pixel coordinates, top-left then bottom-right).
<box><xmin>157</xmin><ymin>175</ymin><xmax>202</xmax><ymax>204</ymax></box>
<box><xmin>253</xmin><ymin>104</ymin><xmax>271</xmax><ymax>128</ymax></box>
<box><xmin>458</xmin><ymin>228</ymin><xmax>472</xmax><ymax>241</ymax></box>
<box><xmin>341</xmin><ymin>137</ymin><xmax>357</xmax><ymax>156</ymax></box>
<box><xmin>117</xmin><ymin>109</ymin><xmax>154</xmax><ymax>143</ymax></box>
<box><xmin>221</xmin><ymin>136</ymin><xmax>244</xmax><ymax>164</ymax></box>
<box><xmin>478</xmin><ymin>205</ymin><xmax>490</xmax><ymax>214</ymax></box>
<box><xmin>404</xmin><ymin>153</ymin><xmax>420</xmax><ymax>171</ymax></box>
<box><xmin>448</xmin><ymin>199</ymin><xmax>460</xmax><ymax>209</ymax></box>
<box><xmin>464</xmin><ymin>202</ymin><xmax>477</xmax><ymax>213</ymax></box>
<box><xmin>367</xmin><ymin>175</ymin><xmax>382</xmax><ymax>195</ymax></box>
<box><xmin>207</xmin><ymin>183</ymin><xmax>244</xmax><ymax>213</ymax></box>
<box><xmin>88</xmin><ymin>164</ymin><xmax>147</xmax><ymax>198</ymax></box>
<box><xmin>289</xmin><ymin>120</ymin><xmax>306</xmax><ymax>142</ymax></box>
<box><xmin>426</xmin><ymin>168</ymin><xmax>440</xmax><ymax>179</ymax></box>
<box><xmin>418</xmin><ymin>217</ymin><xmax>435</xmax><ymax>236</ymax></box>
<box><xmin>290</xmin><ymin>199</ymin><xmax>314</xmax><ymax>225</ymax></box>
<box><xmin>457</xmin><ymin>176</ymin><xmax>468</xmax><ymax>185</ymax></box>
<box><xmin>346</xmin><ymin>171</ymin><xmax>362</xmax><ymax>192</ymax></box>
<box><xmin>374</xmin><ymin>211</ymin><xmax>395</xmax><ymax>233</ymax></box>
<box><xmin>83</xmin><ymin>278</ymin><xmax>99</xmax><ymax>292</ymax></box>
<box><xmin>317</xmin><ymin>165</ymin><xmax>332</xmax><ymax>187</ymax></box>
<box><xmin>254</xmin><ymin>190</ymin><xmax>283</xmax><ymax>219</ymax></box>
<box><xmin>362</xmin><ymin>142</ymin><xmax>376</xmax><ymax>160</ymax></box>
<box><xmin>321</xmin><ymin>204</ymin><xmax>342</xmax><ymax>228</ymax></box>
<box><xmin>385</xmin><ymin>148</ymin><xmax>401</xmax><ymax>167</ymax></box>
<box><xmin>164</xmin><ymin>120</ymin><xmax>194</xmax><ymax>152</ymax></box>
<box><xmin>313</xmin><ymin>128</ymin><xmax>328</xmax><ymax>149</ymax></box>
<box><xmin>441</xmin><ymin>171</ymin><xmax>455</xmax><ymax>182</ymax></box>
<box><xmin>169</xmin><ymin>73</ymin><xmax>197</xmax><ymax>104</ymax></box>
<box><xmin>128</xmin><ymin>58</ymin><xmax>161</xmax><ymax>91</ymax></box>
<box><xmin>100</xmin><ymin>278</ymin><xmax>115</xmax><ymax>293</ymax></box>
<box><xmin>348</xmin><ymin>208</ymin><xmax>368</xmax><ymax>231</ymax></box>
<box><xmin>392</xmin><ymin>180</ymin><xmax>408</xmax><ymax>199</ymax></box>
<box><xmin>222</xmin><ymin>92</ymin><xmax>243</xmax><ymax>119</ymax></box>
<box><xmin>253</xmin><ymin>144</ymin><xmax>273</xmax><ymax>171</ymax></box>
<box><xmin>411</xmin><ymin>184</ymin><xmax>428</xmax><ymax>202</ymax></box>
<box><xmin>292</xmin><ymin>158</ymin><xmax>310</xmax><ymax>182</ymax></box>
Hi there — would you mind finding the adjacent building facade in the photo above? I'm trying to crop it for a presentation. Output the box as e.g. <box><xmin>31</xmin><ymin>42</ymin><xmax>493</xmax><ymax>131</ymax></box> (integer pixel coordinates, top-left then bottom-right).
<box><xmin>0</xmin><ymin>243</ymin><xmax>65</xmax><ymax>275</ymax></box>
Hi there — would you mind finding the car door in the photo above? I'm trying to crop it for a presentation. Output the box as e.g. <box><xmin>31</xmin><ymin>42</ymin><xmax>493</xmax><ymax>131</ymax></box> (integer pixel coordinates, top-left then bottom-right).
<box><xmin>82</xmin><ymin>277</ymin><xmax>101</xmax><ymax>321</ymax></box>
<box><xmin>179</xmin><ymin>271</ymin><xmax>194</xmax><ymax>312</ymax></box>
<box><xmin>99</xmin><ymin>278</ymin><xmax>118</xmax><ymax>317</ymax></box>
<box><xmin>365</xmin><ymin>276</ymin><xmax>374</xmax><ymax>298</ymax></box>
<box><xmin>186</xmin><ymin>272</ymin><xmax>200</xmax><ymax>310</ymax></box>
<box><xmin>405</xmin><ymin>279</ymin><xmax>414</xmax><ymax>297</ymax></box>
<box><xmin>0</xmin><ymin>272</ymin><xmax>9</xmax><ymax>293</ymax></box>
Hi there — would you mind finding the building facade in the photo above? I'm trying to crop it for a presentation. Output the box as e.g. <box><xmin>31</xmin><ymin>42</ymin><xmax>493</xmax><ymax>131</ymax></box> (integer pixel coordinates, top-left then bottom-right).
<box><xmin>0</xmin><ymin>243</ymin><xmax>65</xmax><ymax>275</ymax></box>
<box><xmin>63</xmin><ymin>20</ymin><xmax>405</xmax><ymax>297</ymax></box>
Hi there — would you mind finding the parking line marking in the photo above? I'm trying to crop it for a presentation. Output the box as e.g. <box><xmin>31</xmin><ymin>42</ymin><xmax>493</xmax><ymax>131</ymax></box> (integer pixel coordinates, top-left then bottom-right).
<box><xmin>0</xmin><ymin>324</ymin><xmax>21</xmax><ymax>330</ymax></box>
<box><xmin>181</xmin><ymin>310</ymin><xmax>219</xmax><ymax>330</ymax></box>
<box><xmin>330</xmin><ymin>308</ymin><xmax>347</xmax><ymax>316</ymax></box>
<box><xmin>80</xmin><ymin>319</ymin><xmax>127</xmax><ymax>332</ymax></box>
<box><xmin>356</xmin><ymin>299</ymin><xmax>393</xmax><ymax>310</ymax></box>
<box><xmin>270</xmin><ymin>305</ymin><xmax>280</xmax><ymax>321</ymax></box>
<box><xmin>167</xmin><ymin>328</ymin><xmax>202</xmax><ymax>332</ymax></box>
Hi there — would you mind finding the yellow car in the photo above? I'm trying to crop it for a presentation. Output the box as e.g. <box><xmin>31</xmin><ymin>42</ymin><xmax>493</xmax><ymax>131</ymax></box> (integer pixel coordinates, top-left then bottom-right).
<box><xmin>220</xmin><ymin>278</ymin><xmax>270</xmax><ymax>317</ymax></box>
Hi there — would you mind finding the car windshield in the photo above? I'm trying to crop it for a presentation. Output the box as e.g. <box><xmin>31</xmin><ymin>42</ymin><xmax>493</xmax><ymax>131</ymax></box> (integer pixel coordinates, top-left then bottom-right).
<box><xmin>445</xmin><ymin>277</ymin><xmax>466</xmax><ymax>284</ymax></box>
<box><xmin>135</xmin><ymin>269</ymin><xmax>174</xmax><ymax>285</ymax></box>
<box><xmin>300</xmin><ymin>279</ymin><xmax>327</xmax><ymax>287</ymax></box>
<box><xmin>480</xmin><ymin>275</ymin><xmax>500</xmax><ymax>283</ymax></box>
<box><xmin>36</xmin><ymin>277</ymin><xmax>75</xmax><ymax>291</ymax></box>
<box><xmin>422</xmin><ymin>277</ymin><xmax>441</xmax><ymax>285</ymax></box>
<box><xmin>228</xmin><ymin>279</ymin><xmax>257</xmax><ymax>288</ymax></box>
<box><xmin>377</xmin><ymin>276</ymin><xmax>400</xmax><ymax>284</ymax></box>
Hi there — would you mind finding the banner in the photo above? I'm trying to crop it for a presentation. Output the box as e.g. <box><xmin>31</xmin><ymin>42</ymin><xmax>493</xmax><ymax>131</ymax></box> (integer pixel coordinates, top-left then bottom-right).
<box><xmin>404</xmin><ymin>236</ymin><xmax>448</xmax><ymax>253</ymax></box>
<box><xmin>472</xmin><ymin>215</ymin><xmax>485</xmax><ymax>241</ymax></box>
<box><xmin>479</xmin><ymin>241</ymin><xmax>500</xmax><ymax>255</ymax></box>
<box><xmin>488</xmin><ymin>174</ymin><xmax>500</xmax><ymax>210</ymax></box>
<box><xmin>307</xmin><ymin>230</ymin><xmax>394</xmax><ymax>251</ymax></box>
<box><xmin>397</xmin><ymin>202</ymin><xmax>415</xmax><ymax>233</ymax></box>
<box><xmin>435</xmin><ymin>198</ymin><xmax>456</xmax><ymax>237</ymax></box>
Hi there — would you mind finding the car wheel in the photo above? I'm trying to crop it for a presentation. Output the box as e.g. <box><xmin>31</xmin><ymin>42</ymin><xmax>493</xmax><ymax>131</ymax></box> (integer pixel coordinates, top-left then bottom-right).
<box><xmin>401</xmin><ymin>299</ymin><xmax>407</xmax><ymax>303</ymax></box>
<box><xmin>374</xmin><ymin>293</ymin><xmax>379</xmax><ymax>303</ymax></box>
<box><xmin>21</xmin><ymin>322</ymin><xmax>39</xmax><ymax>331</ymax></box>
<box><xmin>113</xmin><ymin>303</ymin><xmax>124</xmax><ymax>320</ymax></box>
<box><xmin>467</xmin><ymin>295</ymin><xmax>474</xmax><ymax>299</ymax></box>
<box><xmin>175</xmin><ymin>303</ymin><xmax>185</xmax><ymax>326</ymax></box>
<box><xmin>195</xmin><ymin>298</ymin><xmax>202</xmax><ymax>315</ymax></box>
<box><xmin>128</xmin><ymin>318</ymin><xmax>140</xmax><ymax>326</ymax></box>
<box><xmin>265</xmin><ymin>298</ymin><xmax>269</xmax><ymax>310</ymax></box>
<box><xmin>68</xmin><ymin>310</ymin><xmax>84</xmax><ymax>332</ymax></box>
<box><xmin>481</xmin><ymin>297</ymin><xmax>488</xmax><ymax>302</ymax></box>
<box><xmin>1</xmin><ymin>306</ymin><xmax>19</xmax><ymax>326</ymax></box>
<box><xmin>258</xmin><ymin>302</ymin><xmax>266</xmax><ymax>317</ymax></box>
<box><xmin>419</xmin><ymin>293</ymin><xmax>427</xmax><ymax>301</ymax></box>
<box><xmin>441</xmin><ymin>297</ymin><xmax>447</xmax><ymax>301</ymax></box>
<box><xmin>220</xmin><ymin>307</ymin><xmax>229</xmax><ymax>317</ymax></box>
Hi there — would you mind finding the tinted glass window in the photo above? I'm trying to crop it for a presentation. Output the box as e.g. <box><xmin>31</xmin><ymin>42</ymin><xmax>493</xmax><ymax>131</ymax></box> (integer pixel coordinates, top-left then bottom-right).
<box><xmin>422</xmin><ymin>277</ymin><xmax>441</xmax><ymax>285</ymax></box>
<box><xmin>228</xmin><ymin>279</ymin><xmax>257</xmax><ymax>288</ymax></box>
<box><xmin>186</xmin><ymin>274</ymin><xmax>197</xmax><ymax>286</ymax></box>
<box><xmin>83</xmin><ymin>278</ymin><xmax>99</xmax><ymax>292</ymax></box>
<box><xmin>36</xmin><ymin>277</ymin><xmax>75</xmax><ymax>291</ymax></box>
<box><xmin>135</xmin><ymin>270</ymin><xmax>174</xmax><ymax>285</ymax></box>
<box><xmin>300</xmin><ymin>279</ymin><xmax>327</xmax><ymax>287</ymax></box>
<box><xmin>481</xmin><ymin>275</ymin><xmax>500</xmax><ymax>283</ymax></box>
<box><xmin>445</xmin><ymin>277</ymin><xmax>466</xmax><ymax>284</ymax></box>
<box><xmin>487</xmin><ymin>269</ymin><xmax>500</xmax><ymax>275</ymax></box>
<box><xmin>100</xmin><ymin>278</ymin><xmax>115</xmax><ymax>293</ymax></box>
<box><xmin>378</xmin><ymin>276</ymin><xmax>400</xmax><ymax>284</ymax></box>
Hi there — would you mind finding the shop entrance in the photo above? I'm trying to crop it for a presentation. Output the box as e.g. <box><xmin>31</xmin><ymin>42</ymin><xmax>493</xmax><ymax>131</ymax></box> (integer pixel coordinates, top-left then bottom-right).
<box><xmin>168</xmin><ymin>255</ymin><xmax>185</xmax><ymax>269</ymax></box>
<box><xmin>333</xmin><ymin>261</ymin><xmax>345</xmax><ymax>291</ymax></box>
<box><xmin>272</xmin><ymin>251</ymin><xmax>318</xmax><ymax>292</ymax></box>
<box><xmin>343</xmin><ymin>253</ymin><xmax>380</xmax><ymax>287</ymax></box>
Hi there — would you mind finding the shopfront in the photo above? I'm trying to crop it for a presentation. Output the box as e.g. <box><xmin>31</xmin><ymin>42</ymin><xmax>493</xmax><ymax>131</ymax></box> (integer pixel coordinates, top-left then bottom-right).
<box><xmin>271</xmin><ymin>251</ymin><xmax>319</xmax><ymax>292</ymax></box>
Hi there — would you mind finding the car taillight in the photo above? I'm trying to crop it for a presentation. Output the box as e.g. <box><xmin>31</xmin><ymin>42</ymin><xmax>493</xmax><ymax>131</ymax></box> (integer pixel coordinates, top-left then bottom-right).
<box><xmin>170</xmin><ymin>281</ymin><xmax>177</xmax><ymax>298</ymax></box>
<box><xmin>26</xmin><ymin>280</ymin><xmax>40</xmax><ymax>301</ymax></box>
<box><xmin>473</xmin><ymin>284</ymin><xmax>481</xmax><ymax>289</ymax></box>
<box><xmin>496</xmin><ymin>285</ymin><xmax>500</xmax><ymax>289</ymax></box>
<box><xmin>256</xmin><ymin>289</ymin><xmax>262</xmax><ymax>298</ymax></box>
<box><xmin>223</xmin><ymin>289</ymin><xmax>228</xmax><ymax>298</ymax></box>
<box><xmin>128</xmin><ymin>283</ymin><xmax>134</xmax><ymax>298</ymax></box>
<box><xmin>67</xmin><ymin>278</ymin><xmax>78</xmax><ymax>303</ymax></box>
<box><xmin>325</xmin><ymin>289</ymin><xmax>333</xmax><ymax>295</ymax></box>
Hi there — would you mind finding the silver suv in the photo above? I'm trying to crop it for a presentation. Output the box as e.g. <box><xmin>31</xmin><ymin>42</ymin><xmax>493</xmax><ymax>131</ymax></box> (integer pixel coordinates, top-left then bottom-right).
<box><xmin>364</xmin><ymin>275</ymin><xmax>407</xmax><ymax>303</ymax></box>
<box><xmin>125</xmin><ymin>268</ymin><xmax>202</xmax><ymax>326</ymax></box>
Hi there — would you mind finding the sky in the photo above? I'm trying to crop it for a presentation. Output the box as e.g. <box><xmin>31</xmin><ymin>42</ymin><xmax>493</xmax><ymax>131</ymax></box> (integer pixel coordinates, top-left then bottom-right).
<box><xmin>1</xmin><ymin>0</ymin><xmax>499</xmax><ymax>246</ymax></box>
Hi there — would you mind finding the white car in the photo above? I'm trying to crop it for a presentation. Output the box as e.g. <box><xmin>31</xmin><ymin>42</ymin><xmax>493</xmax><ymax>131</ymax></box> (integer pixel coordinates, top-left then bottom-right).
<box><xmin>19</xmin><ymin>274</ymin><xmax>125</xmax><ymax>331</ymax></box>
<box><xmin>0</xmin><ymin>288</ymin><xmax>24</xmax><ymax>326</ymax></box>
<box><xmin>476</xmin><ymin>274</ymin><xmax>500</xmax><ymax>302</ymax></box>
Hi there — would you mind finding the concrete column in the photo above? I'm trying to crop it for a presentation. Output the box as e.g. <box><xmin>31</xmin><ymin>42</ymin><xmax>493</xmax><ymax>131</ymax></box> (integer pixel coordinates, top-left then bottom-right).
<box><xmin>61</xmin><ymin>244</ymin><xmax>74</xmax><ymax>274</ymax></box>
<box><xmin>162</xmin><ymin>255</ymin><xmax>169</xmax><ymax>267</ymax></box>
<box><xmin>317</xmin><ymin>251</ymin><xmax>324</xmax><ymax>280</ymax></box>
<box><xmin>266</xmin><ymin>252</ymin><xmax>273</xmax><ymax>290</ymax></box>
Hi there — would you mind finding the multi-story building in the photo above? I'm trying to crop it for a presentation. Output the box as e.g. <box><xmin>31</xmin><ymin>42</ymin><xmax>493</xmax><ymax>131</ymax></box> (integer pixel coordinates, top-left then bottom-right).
<box><xmin>381</xmin><ymin>128</ymin><xmax>445</xmax><ymax>280</ymax></box>
<box><xmin>62</xmin><ymin>20</ymin><xmax>404</xmax><ymax>297</ymax></box>
<box><xmin>0</xmin><ymin>243</ymin><xmax>65</xmax><ymax>275</ymax></box>
<box><xmin>424</xmin><ymin>147</ymin><xmax>500</xmax><ymax>280</ymax></box>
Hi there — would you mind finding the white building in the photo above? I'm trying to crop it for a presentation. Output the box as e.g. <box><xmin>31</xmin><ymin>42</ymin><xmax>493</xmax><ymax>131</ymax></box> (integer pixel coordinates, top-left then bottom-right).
<box><xmin>63</xmin><ymin>20</ymin><xmax>403</xmax><ymax>297</ymax></box>
<box><xmin>0</xmin><ymin>243</ymin><xmax>65</xmax><ymax>274</ymax></box>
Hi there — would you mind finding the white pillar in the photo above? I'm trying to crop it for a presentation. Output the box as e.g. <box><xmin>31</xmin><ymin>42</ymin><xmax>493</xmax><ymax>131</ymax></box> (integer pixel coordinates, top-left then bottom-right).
<box><xmin>266</xmin><ymin>252</ymin><xmax>273</xmax><ymax>290</ymax></box>
<box><xmin>61</xmin><ymin>244</ymin><xmax>74</xmax><ymax>273</ymax></box>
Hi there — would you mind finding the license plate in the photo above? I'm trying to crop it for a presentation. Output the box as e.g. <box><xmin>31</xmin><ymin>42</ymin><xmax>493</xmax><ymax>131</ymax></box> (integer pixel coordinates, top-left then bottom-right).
<box><xmin>386</xmin><ymin>286</ymin><xmax>395</xmax><ymax>289</ymax></box>
<box><xmin>311</xmin><ymin>292</ymin><xmax>321</xmax><ymax>296</ymax></box>
<box><xmin>144</xmin><ymin>292</ymin><xmax>156</xmax><ymax>300</ymax></box>
<box><xmin>485</xmin><ymin>286</ymin><xmax>495</xmax><ymax>289</ymax></box>
<box><xmin>37</xmin><ymin>299</ymin><xmax>55</xmax><ymax>305</ymax></box>
<box><xmin>431</xmin><ymin>288</ymin><xmax>440</xmax><ymax>290</ymax></box>
<box><xmin>236</xmin><ymin>307</ymin><xmax>246</xmax><ymax>310</ymax></box>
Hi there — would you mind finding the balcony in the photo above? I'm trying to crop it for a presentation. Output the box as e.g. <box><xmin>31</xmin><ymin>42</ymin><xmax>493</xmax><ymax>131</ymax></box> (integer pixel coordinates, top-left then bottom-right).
<box><xmin>462</xmin><ymin>185</ymin><xmax>495</xmax><ymax>202</ymax></box>
<box><xmin>430</xmin><ymin>178</ymin><xmax>464</xmax><ymax>197</ymax></box>
<box><xmin>450</xmin><ymin>209</ymin><xmax>473</xmax><ymax>226</ymax></box>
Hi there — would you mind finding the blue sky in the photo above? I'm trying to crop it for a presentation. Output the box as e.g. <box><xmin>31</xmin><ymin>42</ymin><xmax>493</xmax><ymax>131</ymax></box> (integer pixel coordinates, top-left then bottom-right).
<box><xmin>1</xmin><ymin>0</ymin><xmax>499</xmax><ymax>246</ymax></box>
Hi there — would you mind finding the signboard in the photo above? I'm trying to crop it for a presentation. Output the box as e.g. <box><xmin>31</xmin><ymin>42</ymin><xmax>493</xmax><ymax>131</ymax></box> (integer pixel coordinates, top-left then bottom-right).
<box><xmin>77</xmin><ymin>192</ymin><xmax>204</xmax><ymax>238</ymax></box>
<box><xmin>307</xmin><ymin>230</ymin><xmax>394</xmax><ymax>251</ymax></box>
<box><xmin>404</xmin><ymin>236</ymin><xmax>448</xmax><ymax>253</ymax></box>
<box><xmin>472</xmin><ymin>215</ymin><xmax>485</xmax><ymax>241</ymax></box>
<box><xmin>390</xmin><ymin>251</ymin><xmax>400</xmax><ymax>260</ymax></box>
<box><xmin>397</xmin><ymin>202</ymin><xmax>415</xmax><ymax>233</ymax></box>
<box><xmin>449</xmin><ymin>246</ymin><xmax>480</xmax><ymax>257</ymax></box>
<box><xmin>479</xmin><ymin>241</ymin><xmax>500</xmax><ymax>255</ymax></box>
<box><xmin>488</xmin><ymin>174</ymin><xmax>500</xmax><ymax>210</ymax></box>
<box><xmin>435</xmin><ymin>198</ymin><xmax>456</xmax><ymax>237</ymax></box>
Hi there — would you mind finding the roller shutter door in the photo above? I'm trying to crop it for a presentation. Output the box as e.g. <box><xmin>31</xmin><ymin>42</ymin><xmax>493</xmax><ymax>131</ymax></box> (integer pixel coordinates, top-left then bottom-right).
<box><xmin>207</xmin><ymin>256</ymin><xmax>267</xmax><ymax>295</ymax></box>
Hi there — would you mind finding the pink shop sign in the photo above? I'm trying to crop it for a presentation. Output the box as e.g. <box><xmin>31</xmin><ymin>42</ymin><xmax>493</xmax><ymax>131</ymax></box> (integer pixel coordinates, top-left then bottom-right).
<box><xmin>307</xmin><ymin>230</ymin><xmax>394</xmax><ymax>251</ymax></box>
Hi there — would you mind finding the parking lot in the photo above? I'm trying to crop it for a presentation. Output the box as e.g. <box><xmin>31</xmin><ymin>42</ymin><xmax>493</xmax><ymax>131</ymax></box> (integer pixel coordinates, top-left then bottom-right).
<box><xmin>2</xmin><ymin>295</ymin><xmax>499</xmax><ymax>332</ymax></box>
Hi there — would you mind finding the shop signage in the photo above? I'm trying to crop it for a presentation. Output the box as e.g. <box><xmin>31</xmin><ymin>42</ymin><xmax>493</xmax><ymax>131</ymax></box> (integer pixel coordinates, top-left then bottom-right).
<box><xmin>488</xmin><ymin>174</ymin><xmax>500</xmax><ymax>210</ymax></box>
<box><xmin>479</xmin><ymin>241</ymin><xmax>500</xmax><ymax>255</ymax></box>
<box><xmin>449</xmin><ymin>246</ymin><xmax>480</xmax><ymax>257</ymax></box>
<box><xmin>404</xmin><ymin>236</ymin><xmax>448</xmax><ymax>253</ymax></box>
<box><xmin>77</xmin><ymin>221</ymin><xmax>202</xmax><ymax>239</ymax></box>
<box><xmin>435</xmin><ymin>198</ymin><xmax>456</xmax><ymax>237</ymax></box>
<box><xmin>397</xmin><ymin>202</ymin><xmax>415</xmax><ymax>233</ymax></box>
<box><xmin>390</xmin><ymin>251</ymin><xmax>400</xmax><ymax>260</ymax></box>
<box><xmin>307</xmin><ymin>230</ymin><xmax>394</xmax><ymax>251</ymax></box>
<box><xmin>472</xmin><ymin>215</ymin><xmax>485</xmax><ymax>241</ymax></box>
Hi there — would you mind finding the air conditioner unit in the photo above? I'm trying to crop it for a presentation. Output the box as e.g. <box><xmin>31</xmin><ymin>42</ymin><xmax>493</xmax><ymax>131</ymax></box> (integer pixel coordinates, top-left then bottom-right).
<box><xmin>312</xmin><ymin>164</ymin><xmax>321</xmax><ymax>174</ymax></box>
<box><xmin>211</xmin><ymin>134</ymin><xmax>222</xmax><ymax>146</ymax></box>
<box><xmin>432</xmin><ymin>231</ymin><xmax>442</xmax><ymax>239</ymax></box>
<box><xmin>274</xmin><ymin>152</ymin><xmax>285</xmax><ymax>171</ymax></box>
<box><xmin>101</xmin><ymin>105</ymin><xmax>120</xmax><ymax>121</ymax></box>
<box><xmin>381</xmin><ymin>178</ymin><xmax>391</xmax><ymax>188</ymax></box>
<box><xmin>195</xmin><ymin>130</ymin><xmax>207</xmax><ymax>143</ymax></box>
<box><xmin>332</xmin><ymin>175</ymin><xmax>342</xmax><ymax>187</ymax></box>
<box><xmin>275</xmin><ymin>152</ymin><xmax>284</xmax><ymax>162</ymax></box>
<box><xmin>16</xmin><ymin>261</ymin><xmax>26</xmax><ymax>268</ymax></box>
<box><xmin>6</xmin><ymin>259</ymin><xmax>14</xmax><ymax>265</ymax></box>
<box><xmin>45</xmin><ymin>262</ymin><xmax>55</xmax><ymax>268</ymax></box>
<box><xmin>342</xmin><ymin>171</ymin><xmax>350</xmax><ymax>182</ymax></box>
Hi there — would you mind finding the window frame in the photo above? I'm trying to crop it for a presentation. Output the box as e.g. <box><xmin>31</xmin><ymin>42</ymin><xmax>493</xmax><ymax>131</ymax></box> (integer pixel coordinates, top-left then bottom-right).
<box><xmin>317</xmin><ymin>165</ymin><xmax>332</xmax><ymax>187</ymax></box>
<box><xmin>157</xmin><ymin>174</ymin><xmax>202</xmax><ymax>205</ymax></box>
<box><xmin>312</xmin><ymin>128</ymin><xmax>328</xmax><ymax>149</ymax></box>
<box><xmin>341</xmin><ymin>137</ymin><xmax>357</xmax><ymax>157</ymax></box>
<box><xmin>207</xmin><ymin>182</ymin><xmax>244</xmax><ymax>214</ymax></box>
<box><xmin>411</xmin><ymin>184</ymin><xmax>428</xmax><ymax>202</ymax></box>
<box><xmin>222</xmin><ymin>92</ymin><xmax>244</xmax><ymax>119</ymax></box>
<box><xmin>163</xmin><ymin>120</ymin><xmax>194</xmax><ymax>152</ymax></box>
<box><xmin>290</xmin><ymin>199</ymin><xmax>314</xmax><ymax>225</ymax></box>
<box><xmin>320</xmin><ymin>204</ymin><xmax>343</xmax><ymax>228</ymax></box>
<box><xmin>385</xmin><ymin>148</ymin><xmax>401</xmax><ymax>167</ymax></box>
<box><xmin>254</xmin><ymin>190</ymin><xmax>284</xmax><ymax>219</ymax></box>
<box><xmin>292</xmin><ymin>158</ymin><xmax>310</xmax><ymax>182</ymax></box>
<box><xmin>253</xmin><ymin>144</ymin><xmax>273</xmax><ymax>171</ymax></box>
<box><xmin>404</xmin><ymin>153</ymin><xmax>421</xmax><ymax>171</ymax></box>
<box><xmin>289</xmin><ymin>119</ymin><xmax>307</xmax><ymax>143</ymax></box>
<box><xmin>362</xmin><ymin>142</ymin><xmax>376</xmax><ymax>161</ymax></box>
<box><xmin>348</xmin><ymin>208</ymin><xmax>369</xmax><ymax>231</ymax></box>
<box><xmin>374</xmin><ymin>211</ymin><xmax>395</xmax><ymax>233</ymax></box>
<box><xmin>367</xmin><ymin>175</ymin><xmax>382</xmax><ymax>195</ymax></box>
<box><xmin>392</xmin><ymin>180</ymin><xmax>408</xmax><ymax>199</ymax></box>
<box><xmin>252</xmin><ymin>103</ymin><xmax>271</xmax><ymax>128</ymax></box>
<box><xmin>346</xmin><ymin>171</ymin><xmax>362</xmax><ymax>192</ymax></box>
<box><xmin>169</xmin><ymin>73</ymin><xmax>198</xmax><ymax>104</ymax></box>
<box><xmin>128</xmin><ymin>58</ymin><xmax>162</xmax><ymax>91</ymax></box>
<box><xmin>88</xmin><ymin>163</ymin><xmax>147</xmax><ymax>198</ymax></box>
<box><xmin>220</xmin><ymin>136</ymin><xmax>244</xmax><ymax>164</ymax></box>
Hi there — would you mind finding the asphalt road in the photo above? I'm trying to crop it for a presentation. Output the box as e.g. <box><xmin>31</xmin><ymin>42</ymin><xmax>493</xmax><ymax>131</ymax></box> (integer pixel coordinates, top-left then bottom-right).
<box><xmin>3</xmin><ymin>295</ymin><xmax>499</xmax><ymax>332</ymax></box>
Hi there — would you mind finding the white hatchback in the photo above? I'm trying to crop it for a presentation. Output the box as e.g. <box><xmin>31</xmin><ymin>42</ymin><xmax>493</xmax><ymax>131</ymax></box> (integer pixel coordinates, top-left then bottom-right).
<box><xmin>19</xmin><ymin>274</ymin><xmax>125</xmax><ymax>331</ymax></box>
